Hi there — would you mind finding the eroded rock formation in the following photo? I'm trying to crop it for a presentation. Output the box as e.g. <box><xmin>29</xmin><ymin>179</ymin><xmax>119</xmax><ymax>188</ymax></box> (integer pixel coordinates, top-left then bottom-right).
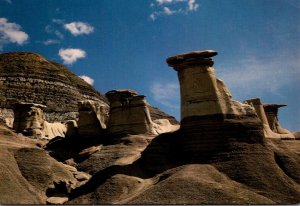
<box><xmin>167</xmin><ymin>50</ymin><xmax>264</xmax><ymax>158</ymax></box>
<box><xmin>13</xmin><ymin>102</ymin><xmax>66</xmax><ymax>139</ymax></box>
<box><xmin>245</xmin><ymin>98</ymin><xmax>295</xmax><ymax>139</ymax></box>
<box><xmin>77</xmin><ymin>100</ymin><xmax>109</xmax><ymax>138</ymax></box>
<box><xmin>106</xmin><ymin>90</ymin><xmax>179</xmax><ymax>136</ymax></box>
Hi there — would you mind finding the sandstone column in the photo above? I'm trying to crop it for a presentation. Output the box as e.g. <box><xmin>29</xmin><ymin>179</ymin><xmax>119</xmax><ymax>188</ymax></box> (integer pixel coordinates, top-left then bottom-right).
<box><xmin>167</xmin><ymin>50</ymin><xmax>221</xmax><ymax>119</ymax></box>
<box><xmin>106</xmin><ymin>90</ymin><xmax>155</xmax><ymax>136</ymax></box>
<box><xmin>244</xmin><ymin>99</ymin><xmax>295</xmax><ymax>139</ymax></box>
<box><xmin>167</xmin><ymin>50</ymin><xmax>264</xmax><ymax>159</ymax></box>
<box><xmin>263</xmin><ymin>104</ymin><xmax>287</xmax><ymax>133</ymax></box>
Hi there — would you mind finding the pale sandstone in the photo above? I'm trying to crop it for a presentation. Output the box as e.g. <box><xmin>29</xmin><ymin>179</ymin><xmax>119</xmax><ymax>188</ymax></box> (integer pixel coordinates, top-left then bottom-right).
<box><xmin>106</xmin><ymin>90</ymin><xmax>179</xmax><ymax>135</ymax></box>
<box><xmin>13</xmin><ymin>102</ymin><xmax>67</xmax><ymax>139</ymax></box>
<box><xmin>167</xmin><ymin>50</ymin><xmax>257</xmax><ymax>120</ymax></box>
<box><xmin>244</xmin><ymin>98</ymin><xmax>295</xmax><ymax>140</ymax></box>
<box><xmin>46</xmin><ymin>197</ymin><xmax>68</xmax><ymax>205</ymax></box>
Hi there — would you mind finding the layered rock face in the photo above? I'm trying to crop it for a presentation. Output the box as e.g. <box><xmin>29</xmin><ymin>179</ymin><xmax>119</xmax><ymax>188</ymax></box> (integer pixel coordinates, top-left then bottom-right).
<box><xmin>245</xmin><ymin>98</ymin><xmax>295</xmax><ymax>139</ymax></box>
<box><xmin>167</xmin><ymin>50</ymin><xmax>264</xmax><ymax>158</ymax></box>
<box><xmin>106</xmin><ymin>90</ymin><xmax>179</xmax><ymax>136</ymax></box>
<box><xmin>0</xmin><ymin>52</ymin><xmax>108</xmax><ymax>122</ymax></box>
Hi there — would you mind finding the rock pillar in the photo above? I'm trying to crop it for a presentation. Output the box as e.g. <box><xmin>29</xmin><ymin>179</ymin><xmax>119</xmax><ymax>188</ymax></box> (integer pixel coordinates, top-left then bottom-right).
<box><xmin>263</xmin><ymin>104</ymin><xmax>287</xmax><ymax>133</ymax></box>
<box><xmin>167</xmin><ymin>50</ymin><xmax>264</xmax><ymax>159</ymax></box>
<box><xmin>245</xmin><ymin>99</ymin><xmax>295</xmax><ymax>139</ymax></box>
<box><xmin>106</xmin><ymin>90</ymin><xmax>155</xmax><ymax>135</ymax></box>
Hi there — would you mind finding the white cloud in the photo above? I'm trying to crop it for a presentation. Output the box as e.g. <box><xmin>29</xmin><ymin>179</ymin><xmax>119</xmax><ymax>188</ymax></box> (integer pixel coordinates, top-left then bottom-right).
<box><xmin>156</xmin><ymin>0</ymin><xmax>173</xmax><ymax>4</ymax></box>
<box><xmin>58</xmin><ymin>48</ymin><xmax>86</xmax><ymax>65</ymax></box>
<box><xmin>0</xmin><ymin>18</ymin><xmax>28</xmax><ymax>49</ymax></box>
<box><xmin>79</xmin><ymin>75</ymin><xmax>94</xmax><ymax>85</ymax></box>
<box><xmin>188</xmin><ymin>0</ymin><xmax>199</xmax><ymax>11</ymax></box>
<box><xmin>64</xmin><ymin>22</ymin><xmax>94</xmax><ymax>36</ymax></box>
<box><xmin>150</xmin><ymin>82</ymin><xmax>180</xmax><ymax>109</ymax></box>
<box><xmin>149</xmin><ymin>0</ymin><xmax>199</xmax><ymax>21</ymax></box>
<box><xmin>217</xmin><ymin>53</ymin><xmax>300</xmax><ymax>100</ymax></box>
<box><xmin>3</xmin><ymin>0</ymin><xmax>12</xmax><ymax>4</ymax></box>
<box><xmin>163</xmin><ymin>7</ymin><xmax>174</xmax><ymax>15</ymax></box>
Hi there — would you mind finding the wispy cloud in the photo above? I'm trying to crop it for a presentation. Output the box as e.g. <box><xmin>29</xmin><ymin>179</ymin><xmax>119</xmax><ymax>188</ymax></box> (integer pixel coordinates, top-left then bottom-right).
<box><xmin>45</xmin><ymin>24</ymin><xmax>64</xmax><ymax>40</ymax></box>
<box><xmin>64</xmin><ymin>22</ymin><xmax>94</xmax><ymax>36</ymax></box>
<box><xmin>149</xmin><ymin>0</ymin><xmax>199</xmax><ymax>21</ymax></box>
<box><xmin>41</xmin><ymin>39</ymin><xmax>60</xmax><ymax>45</ymax></box>
<box><xmin>79</xmin><ymin>75</ymin><xmax>94</xmax><ymax>85</ymax></box>
<box><xmin>150</xmin><ymin>82</ymin><xmax>180</xmax><ymax>109</ymax></box>
<box><xmin>0</xmin><ymin>18</ymin><xmax>28</xmax><ymax>50</ymax></box>
<box><xmin>217</xmin><ymin>53</ymin><xmax>300</xmax><ymax>100</ymax></box>
<box><xmin>58</xmin><ymin>48</ymin><xmax>86</xmax><ymax>65</ymax></box>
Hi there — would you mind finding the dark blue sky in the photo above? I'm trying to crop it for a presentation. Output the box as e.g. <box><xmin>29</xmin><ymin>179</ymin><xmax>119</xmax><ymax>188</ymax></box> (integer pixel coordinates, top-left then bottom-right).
<box><xmin>0</xmin><ymin>0</ymin><xmax>299</xmax><ymax>131</ymax></box>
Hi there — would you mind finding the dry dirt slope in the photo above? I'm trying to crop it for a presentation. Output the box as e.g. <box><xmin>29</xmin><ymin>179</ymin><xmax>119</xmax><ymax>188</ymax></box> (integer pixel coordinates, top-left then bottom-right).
<box><xmin>68</xmin><ymin>132</ymin><xmax>300</xmax><ymax>204</ymax></box>
<box><xmin>1</xmin><ymin>123</ymin><xmax>300</xmax><ymax>204</ymax></box>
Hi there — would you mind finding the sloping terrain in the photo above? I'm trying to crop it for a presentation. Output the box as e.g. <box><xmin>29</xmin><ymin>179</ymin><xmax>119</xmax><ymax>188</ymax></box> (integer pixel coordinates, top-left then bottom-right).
<box><xmin>1</xmin><ymin>119</ymin><xmax>300</xmax><ymax>204</ymax></box>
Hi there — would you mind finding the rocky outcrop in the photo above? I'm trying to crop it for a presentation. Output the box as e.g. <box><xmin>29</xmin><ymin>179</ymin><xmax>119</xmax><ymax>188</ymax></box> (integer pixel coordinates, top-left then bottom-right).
<box><xmin>167</xmin><ymin>50</ymin><xmax>264</xmax><ymax>158</ymax></box>
<box><xmin>13</xmin><ymin>102</ymin><xmax>66</xmax><ymax>139</ymax></box>
<box><xmin>106</xmin><ymin>90</ymin><xmax>179</xmax><ymax>136</ymax></box>
<box><xmin>245</xmin><ymin>98</ymin><xmax>295</xmax><ymax>139</ymax></box>
<box><xmin>106</xmin><ymin>90</ymin><xmax>155</xmax><ymax>135</ymax></box>
<box><xmin>0</xmin><ymin>52</ymin><xmax>108</xmax><ymax>122</ymax></box>
<box><xmin>77</xmin><ymin>100</ymin><xmax>109</xmax><ymax>138</ymax></box>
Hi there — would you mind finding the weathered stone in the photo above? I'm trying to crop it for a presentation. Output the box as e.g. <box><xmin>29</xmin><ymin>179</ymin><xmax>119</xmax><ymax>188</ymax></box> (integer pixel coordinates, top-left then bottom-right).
<box><xmin>106</xmin><ymin>90</ymin><xmax>155</xmax><ymax>135</ymax></box>
<box><xmin>74</xmin><ymin>171</ymin><xmax>91</xmax><ymax>181</ymax></box>
<box><xmin>13</xmin><ymin>102</ymin><xmax>46</xmax><ymax>138</ymax></box>
<box><xmin>78</xmin><ymin>145</ymin><xmax>102</xmax><ymax>157</ymax></box>
<box><xmin>13</xmin><ymin>102</ymin><xmax>67</xmax><ymax>139</ymax></box>
<box><xmin>64</xmin><ymin>120</ymin><xmax>78</xmax><ymax>138</ymax></box>
<box><xmin>167</xmin><ymin>50</ymin><xmax>264</xmax><ymax>158</ymax></box>
<box><xmin>77</xmin><ymin>100</ymin><xmax>109</xmax><ymax>138</ymax></box>
<box><xmin>46</xmin><ymin>197</ymin><xmax>68</xmax><ymax>205</ymax></box>
<box><xmin>244</xmin><ymin>99</ymin><xmax>295</xmax><ymax>139</ymax></box>
<box><xmin>263</xmin><ymin>104</ymin><xmax>287</xmax><ymax>133</ymax></box>
<box><xmin>106</xmin><ymin>90</ymin><xmax>179</xmax><ymax>136</ymax></box>
<box><xmin>168</xmin><ymin>51</ymin><xmax>255</xmax><ymax>119</ymax></box>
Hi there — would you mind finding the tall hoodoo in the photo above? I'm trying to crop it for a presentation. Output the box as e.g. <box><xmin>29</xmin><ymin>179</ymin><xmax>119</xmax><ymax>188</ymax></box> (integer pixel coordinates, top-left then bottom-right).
<box><xmin>167</xmin><ymin>50</ymin><xmax>264</xmax><ymax>159</ymax></box>
<box><xmin>166</xmin><ymin>50</ymin><xmax>255</xmax><ymax>119</ymax></box>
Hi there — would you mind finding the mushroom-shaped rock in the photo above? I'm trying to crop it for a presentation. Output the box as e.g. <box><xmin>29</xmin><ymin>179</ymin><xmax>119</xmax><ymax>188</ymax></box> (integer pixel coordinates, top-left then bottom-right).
<box><xmin>167</xmin><ymin>50</ymin><xmax>265</xmax><ymax>158</ymax></box>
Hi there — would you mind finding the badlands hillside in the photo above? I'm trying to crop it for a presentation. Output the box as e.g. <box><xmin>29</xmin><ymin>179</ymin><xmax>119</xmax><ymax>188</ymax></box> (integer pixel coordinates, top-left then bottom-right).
<box><xmin>0</xmin><ymin>50</ymin><xmax>299</xmax><ymax>204</ymax></box>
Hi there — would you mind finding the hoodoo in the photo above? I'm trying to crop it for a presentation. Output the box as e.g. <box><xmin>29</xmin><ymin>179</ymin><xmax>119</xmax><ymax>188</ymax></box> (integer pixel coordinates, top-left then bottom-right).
<box><xmin>13</xmin><ymin>102</ymin><xmax>66</xmax><ymax>139</ymax></box>
<box><xmin>167</xmin><ymin>50</ymin><xmax>264</xmax><ymax>159</ymax></box>
<box><xmin>106</xmin><ymin>90</ymin><xmax>154</xmax><ymax>135</ymax></box>
<box><xmin>245</xmin><ymin>98</ymin><xmax>295</xmax><ymax>139</ymax></box>
<box><xmin>106</xmin><ymin>90</ymin><xmax>179</xmax><ymax>136</ymax></box>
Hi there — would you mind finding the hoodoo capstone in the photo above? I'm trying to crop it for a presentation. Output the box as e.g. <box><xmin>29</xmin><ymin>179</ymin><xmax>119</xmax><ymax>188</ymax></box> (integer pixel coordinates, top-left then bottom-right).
<box><xmin>167</xmin><ymin>50</ymin><xmax>264</xmax><ymax>158</ymax></box>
